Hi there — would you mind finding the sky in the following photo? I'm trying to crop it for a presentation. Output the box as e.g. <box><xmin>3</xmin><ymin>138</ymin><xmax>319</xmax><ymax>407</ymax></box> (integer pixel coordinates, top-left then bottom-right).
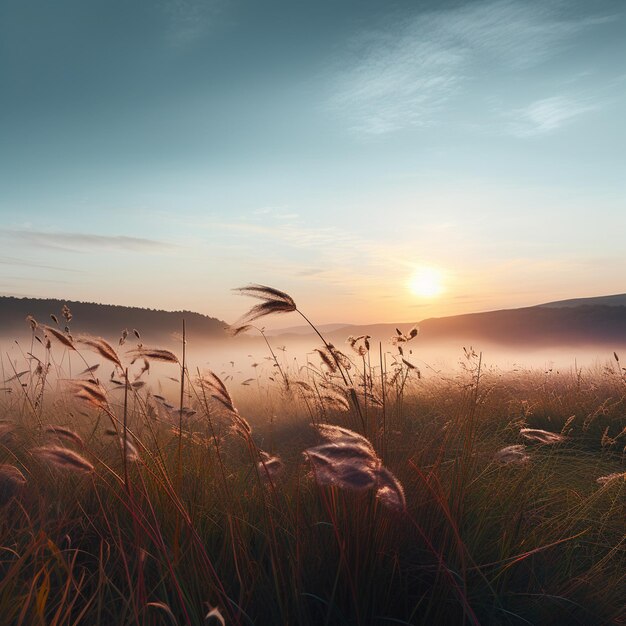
<box><xmin>1</xmin><ymin>0</ymin><xmax>625</xmax><ymax>326</ymax></box>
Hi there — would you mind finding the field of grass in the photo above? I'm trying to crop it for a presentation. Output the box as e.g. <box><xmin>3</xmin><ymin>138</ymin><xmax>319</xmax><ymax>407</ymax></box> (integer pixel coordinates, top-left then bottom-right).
<box><xmin>0</xmin><ymin>290</ymin><xmax>624</xmax><ymax>625</ymax></box>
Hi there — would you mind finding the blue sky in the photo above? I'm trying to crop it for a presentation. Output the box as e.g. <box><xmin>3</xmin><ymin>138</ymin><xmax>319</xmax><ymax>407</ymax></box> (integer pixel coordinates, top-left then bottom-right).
<box><xmin>1</xmin><ymin>0</ymin><xmax>625</xmax><ymax>324</ymax></box>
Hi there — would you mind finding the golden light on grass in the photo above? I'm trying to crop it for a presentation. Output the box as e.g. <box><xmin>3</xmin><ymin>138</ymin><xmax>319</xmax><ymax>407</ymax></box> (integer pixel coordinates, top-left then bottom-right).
<box><xmin>408</xmin><ymin>266</ymin><xmax>444</xmax><ymax>298</ymax></box>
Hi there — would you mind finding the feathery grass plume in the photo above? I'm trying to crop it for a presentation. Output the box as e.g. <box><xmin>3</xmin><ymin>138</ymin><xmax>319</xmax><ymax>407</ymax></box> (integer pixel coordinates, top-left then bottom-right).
<box><xmin>233</xmin><ymin>284</ymin><xmax>296</xmax><ymax>324</ymax></box>
<box><xmin>561</xmin><ymin>414</ymin><xmax>576</xmax><ymax>436</ymax></box>
<box><xmin>601</xmin><ymin>426</ymin><xmax>616</xmax><ymax>448</ymax></box>
<box><xmin>69</xmin><ymin>380</ymin><xmax>109</xmax><ymax>411</ymax></box>
<box><xmin>0</xmin><ymin>464</ymin><xmax>27</xmax><ymax>504</ymax></box>
<box><xmin>205</xmin><ymin>606</ymin><xmax>226</xmax><ymax>626</ymax></box>
<box><xmin>304</xmin><ymin>448</ymin><xmax>378</xmax><ymax>491</ymax></box>
<box><xmin>119</xmin><ymin>329</ymin><xmax>128</xmax><ymax>346</ymax></box>
<box><xmin>78</xmin><ymin>363</ymin><xmax>100</xmax><ymax>377</ymax></box>
<box><xmin>198</xmin><ymin>371</ymin><xmax>252</xmax><ymax>435</ymax></box>
<box><xmin>494</xmin><ymin>444</ymin><xmax>530</xmax><ymax>465</ymax></box>
<box><xmin>45</xmin><ymin>426</ymin><xmax>84</xmax><ymax>448</ymax></box>
<box><xmin>329</xmin><ymin>344</ymin><xmax>352</xmax><ymax>370</ymax></box>
<box><xmin>33</xmin><ymin>446</ymin><xmax>94</xmax><ymax>473</ymax></box>
<box><xmin>170</xmin><ymin>427</ymin><xmax>210</xmax><ymax>446</ymax></box>
<box><xmin>0</xmin><ymin>422</ymin><xmax>15</xmax><ymax>442</ymax></box>
<box><xmin>306</xmin><ymin>424</ymin><xmax>406</xmax><ymax>509</ymax></box>
<box><xmin>311</xmin><ymin>441</ymin><xmax>376</xmax><ymax>462</ymax></box>
<box><xmin>42</xmin><ymin>325</ymin><xmax>75</xmax><ymax>350</ymax></box>
<box><xmin>314</xmin><ymin>347</ymin><xmax>337</xmax><ymax>373</ymax></box>
<box><xmin>145</xmin><ymin>602</ymin><xmax>177</xmax><ymax>626</ymax></box>
<box><xmin>153</xmin><ymin>394</ymin><xmax>176</xmax><ymax>411</ymax></box>
<box><xmin>347</xmin><ymin>334</ymin><xmax>371</xmax><ymax>356</ymax></box>
<box><xmin>77</xmin><ymin>335</ymin><xmax>123</xmax><ymax>369</ymax></box>
<box><xmin>26</xmin><ymin>315</ymin><xmax>38</xmax><ymax>330</ymax></box>
<box><xmin>127</xmin><ymin>347</ymin><xmax>179</xmax><ymax>364</ymax></box>
<box><xmin>596</xmin><ymin>471</ymin><xmax>626</xmax><ymax>485</ymax></box>
<box><xmin>293</xmin><ymin>380</ymin><xmax>315</xmax><ymax>393</ymax></box>
<box><xmin>315</xmin><ymin>423</ymin><xmax>376</xmax><ymax>454</ymax></box>
<box><xmin>120</xmin><ymin>437</ymin><xmax>140</xmax><ymax>462</ymax></box>
<box><xmin>258</xmin><ymin>451</ymin><xmax>283</xmax><ymax>480</ymax></box>
<box><xmin>402</xmin><ymin>358</ymin><xmax>417</xmax><ymax>371</ymax></box>
<box><xmin>375</xmin><ymin>466</ymin><xmax>406</xmax><ymax>512</ymax></box>
<box><xmin>520</xmin><ymin>428</ymin><xmax>565</xmax><ymax>445</ymax></box>
<box><xmin>391</xmin><ymin>325</ymin><xmax>419</xmax><ymax>347</ymax></box>
<box><xmin>62</xmin><ymin>303</ymin><xmax>72</xmax><ymax>322</ymax></box>
<box><xmin>229</xmin><ymin>323</ymin><xmax>253</xmax><ymax>336</ymax></box>
<box><xmin>135</xmin><ymin>358</ymin><xmax>150</xmax><ymax>380</ymax></box>
<box><xmin>320</xmin><ymin>394</ymin><xmax>351</xmax><ymax>412</ymax></box>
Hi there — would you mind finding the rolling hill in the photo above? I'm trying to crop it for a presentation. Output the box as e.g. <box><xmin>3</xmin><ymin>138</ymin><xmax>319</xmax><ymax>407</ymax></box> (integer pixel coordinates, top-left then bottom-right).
<box><xmin>0</xmin><ymin>296</ymin><xmax>228</xmax><ymax>345</ymax></box>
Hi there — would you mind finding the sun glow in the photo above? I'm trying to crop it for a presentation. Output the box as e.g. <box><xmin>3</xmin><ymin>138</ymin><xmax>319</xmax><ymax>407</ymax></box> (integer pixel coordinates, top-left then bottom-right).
<box><xmin>408</xmin><ymin>267</ymin><xmax>444</xmax><ymax>298</ymax></box>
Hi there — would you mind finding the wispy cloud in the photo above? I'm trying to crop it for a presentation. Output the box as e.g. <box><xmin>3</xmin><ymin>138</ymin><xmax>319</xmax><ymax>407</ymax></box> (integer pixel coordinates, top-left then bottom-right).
<box><xmin>3</xmin><ymin>230</ymin><xmax>174</xmax><ymax>253</ymax></box>
<box><xmin>205</xmin><ymin>214</ymin><xmax>420</xmax><ymax>293</ymax></box>
<box><xmin>508</xmin><ymin>95</ymin><xmax>598</xmax><ymax>136</ymax></box>
<box><xmin>329</xmin><ymin>0</ymin><xmax>612</xmax><ymax>134</ymax></box>
<box><xmin>161</xmin><ymin>0</ymin><xmax>225</xmax><ymax>46</ymax></box>
<box><xmin>0</xmin><ymin>255</ymin><xmax>83</xmax><ymax>273</ymax></box>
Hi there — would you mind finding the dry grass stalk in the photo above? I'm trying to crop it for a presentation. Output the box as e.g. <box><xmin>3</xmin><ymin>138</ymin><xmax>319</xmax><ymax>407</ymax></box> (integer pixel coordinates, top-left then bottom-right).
<box><xmin>33</xmin><ymin>446</ymin><xmax>94</xmax><ymax>473</ymax></box>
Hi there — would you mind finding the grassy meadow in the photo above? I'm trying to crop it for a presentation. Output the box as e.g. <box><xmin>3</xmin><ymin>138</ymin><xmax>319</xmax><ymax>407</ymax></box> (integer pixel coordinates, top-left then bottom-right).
<box><xmin>0</xmin><ymin>288</ymin><xmax>624</xmax><ymax>625</ymax></box>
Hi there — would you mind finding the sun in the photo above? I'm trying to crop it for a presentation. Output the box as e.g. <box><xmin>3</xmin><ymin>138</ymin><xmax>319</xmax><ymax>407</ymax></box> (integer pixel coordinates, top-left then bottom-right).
<box><xmin>408</xmin><ymin>267</ymin><xmax>444</xmax><ymax>298</ymax></box>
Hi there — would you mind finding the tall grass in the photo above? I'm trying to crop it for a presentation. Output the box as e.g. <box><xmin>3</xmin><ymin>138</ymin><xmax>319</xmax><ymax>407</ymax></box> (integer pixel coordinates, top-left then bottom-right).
<box><xmin>0</xmin><ymin>293</ymin><xmax>624</xmax><ymax>625</ymax></box>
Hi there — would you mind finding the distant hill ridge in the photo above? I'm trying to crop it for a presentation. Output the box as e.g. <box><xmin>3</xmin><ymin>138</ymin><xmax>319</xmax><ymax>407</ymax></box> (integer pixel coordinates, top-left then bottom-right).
<box><xmin>0</xmin><ymin>296</ymin><xmax>228</xmax><ymax>344</ymax></box>
<box><xmin>538</xmin><ymin>293</ymin><xmax>626</xmax><ymax>308</ymax></box>
<box><xmin>1</xmin><ymin>292</ymin><xmax>625</xmax><ymax>347</ymax></box>
<box><xmin>314</xmin><ymin>304</ymin><xmax>626</xmax><ymax>347</ymax></box>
